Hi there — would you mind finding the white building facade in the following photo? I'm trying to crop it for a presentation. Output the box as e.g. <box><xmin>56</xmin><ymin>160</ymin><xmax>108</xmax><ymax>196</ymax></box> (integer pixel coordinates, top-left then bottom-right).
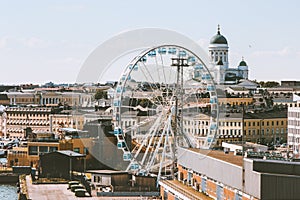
<box><xmin>288</xmin><ymin>101</ymin><xmax>300</xmax><ymax>155</ymax></box>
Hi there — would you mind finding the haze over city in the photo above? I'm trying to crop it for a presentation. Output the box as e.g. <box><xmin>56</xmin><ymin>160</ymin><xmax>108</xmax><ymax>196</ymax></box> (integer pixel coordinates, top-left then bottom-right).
<box><xmin>1</xmin><ymin>0</ymin><xmax>300</xmax><ymax>84</ymax></box>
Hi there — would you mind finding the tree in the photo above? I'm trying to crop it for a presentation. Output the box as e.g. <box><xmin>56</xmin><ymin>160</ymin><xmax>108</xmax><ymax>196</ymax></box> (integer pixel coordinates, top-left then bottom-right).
<box><xmin>264</xmin><ymin>81</ymin><xmax>280</xmax><ymax>88</ymax></box>
<box><xmin>95</xmin><ymin>90</ymin><xmax>108</xmax><ymax>100</ymax></box>
<box><xmin>259</xmin><ymin>81</ymin><xmax>280</xmax><ymax>88</ymax></box>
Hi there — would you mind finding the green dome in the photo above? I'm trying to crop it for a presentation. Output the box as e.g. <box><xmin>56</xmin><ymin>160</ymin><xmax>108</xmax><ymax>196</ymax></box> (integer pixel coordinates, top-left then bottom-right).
<box><xmin>210</xmin><ymin>26</ymin><xmax>228</xmax><ymax>45</ymax></box>
<box><xmin>239</xmin><ymin>60</ymin><xmax>247</xmax><ymax>66</ymax></box>
<box><xmin>210</xmin><ymin>32</ymin><xmax>228</xmax><ymax>44</ymax></box>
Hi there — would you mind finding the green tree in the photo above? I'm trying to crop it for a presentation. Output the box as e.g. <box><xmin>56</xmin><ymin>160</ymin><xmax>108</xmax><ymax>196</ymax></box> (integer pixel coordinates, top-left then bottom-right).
<box><xmin>259</xmin><ymin>81</ymin><xmax>279</xmax><ymax>88</ymax></box>
<box><xmin>95</xmin><ymin>90</ymin><xmax>108</xmax><ymax>100</ymax></box>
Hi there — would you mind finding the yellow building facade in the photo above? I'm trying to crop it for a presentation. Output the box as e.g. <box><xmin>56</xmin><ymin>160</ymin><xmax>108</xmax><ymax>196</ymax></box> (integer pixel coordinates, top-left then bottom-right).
<box><xmin>243</xmin><ymin>110</ymin><xmax>287</xmax><ymax>145</ymax></box>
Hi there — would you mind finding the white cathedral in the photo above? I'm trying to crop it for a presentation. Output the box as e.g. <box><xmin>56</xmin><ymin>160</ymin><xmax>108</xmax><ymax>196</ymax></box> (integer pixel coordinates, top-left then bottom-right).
<box><xmin>209</xmin><ymin>25</ymin><xmax>249</xmax><ymax>85</ymax></box>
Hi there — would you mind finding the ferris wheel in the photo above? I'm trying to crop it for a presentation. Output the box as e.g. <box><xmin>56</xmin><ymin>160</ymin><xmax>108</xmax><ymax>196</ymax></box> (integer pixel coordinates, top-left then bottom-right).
<box><xmin>112</xmin><ymin>45</ymin><xmax>219</xmax><ymax>181</ymax></box>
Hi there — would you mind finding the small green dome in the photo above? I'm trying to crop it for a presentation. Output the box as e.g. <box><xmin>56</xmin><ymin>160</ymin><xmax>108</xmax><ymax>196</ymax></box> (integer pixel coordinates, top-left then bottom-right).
<box><xmin>239</xmin><ymin>60</ymin><xmax>247</xmax><ymax>66</ymax></box>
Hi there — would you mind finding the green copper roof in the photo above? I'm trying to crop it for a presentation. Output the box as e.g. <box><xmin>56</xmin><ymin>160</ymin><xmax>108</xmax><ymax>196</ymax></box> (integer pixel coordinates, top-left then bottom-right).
<box><xmin>239</xmin><ymin>59</ymin><xmax>247</xmax><ymax>66</ymax></box>
<box><xmin>210</xmin><ymin>25</ymin><xmax>228</xmax><ymax>45</ymax></box>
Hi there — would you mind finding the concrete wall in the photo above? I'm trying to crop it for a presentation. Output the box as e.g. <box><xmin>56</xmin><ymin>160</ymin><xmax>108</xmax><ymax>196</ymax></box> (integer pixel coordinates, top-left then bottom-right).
<box><xmin>177</xmin><ymin>148</ymin><xmax>243</xmax><ymax>190</ymax></box>
<box><xmin>244</xmin><ymin>159</ymin><xmax>261</xmax><ymax>199</ymax></box>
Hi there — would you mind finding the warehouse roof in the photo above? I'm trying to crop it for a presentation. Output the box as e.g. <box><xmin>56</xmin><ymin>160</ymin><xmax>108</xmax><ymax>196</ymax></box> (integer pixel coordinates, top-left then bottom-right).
<box><xmin>189</xmin><ymin>149</ymin><xmax>243</xmax><ymax>167</ymax></box>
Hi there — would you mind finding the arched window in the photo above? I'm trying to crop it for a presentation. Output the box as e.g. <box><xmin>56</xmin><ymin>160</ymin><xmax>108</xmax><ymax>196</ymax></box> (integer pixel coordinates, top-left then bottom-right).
<box><xmin>215</xmin><ymin>52</ymin><xmax>218</xmax><ymax>62</ymax></box>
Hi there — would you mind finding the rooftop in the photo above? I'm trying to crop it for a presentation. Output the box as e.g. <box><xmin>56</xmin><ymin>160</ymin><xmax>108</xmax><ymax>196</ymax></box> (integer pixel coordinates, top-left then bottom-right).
<box><xmin>189</xmin><ymin>148</ymin><xmax>243</xmax><ymax>167</ymax></box>
<box><xmin>86</xmin><ymin>170</ymin><xmax>128</xmax><ymax>175</ymax></box>
<box><xmin>160</xmin><ymin>180</ymin><xmax>212</xmax><ymax>200</ymax></box>
<box><xmin>0</xmin><ymin>94</ymin><xmax>9</xmax><ymax>101</ymax></box>
<box><xmin>57</xmin><ymin>150</ymin><xmax>85</xmax><ymax>157</ymax></box>
<box><xmin>244</xmin><ymin>109</ymin><xmax>287</xmax><ymax>119</ymax></box>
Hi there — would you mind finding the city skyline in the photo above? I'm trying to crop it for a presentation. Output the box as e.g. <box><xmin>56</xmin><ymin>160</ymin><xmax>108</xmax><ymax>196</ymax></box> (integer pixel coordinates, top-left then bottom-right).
<box><xmin>1</xmin><ymin>0</ymin><xmax>300</xmax><ymax>84</ymax></box>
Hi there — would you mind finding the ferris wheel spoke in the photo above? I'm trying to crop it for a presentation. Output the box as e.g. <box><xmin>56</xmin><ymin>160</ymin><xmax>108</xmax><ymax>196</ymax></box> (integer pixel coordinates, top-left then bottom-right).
<box><xmin>154</xmin><ymin>56</ymin><xmax>161</xmax><ymax>84</ymax></box>
<box><xmin>129</xmin><ymin>114</ymin><xmax>163</xmax><ymax>163</ymax></box>
<box><xmin>145</xmin><ymin>114</ymin><xmax>171</xmax><ymax>172</ymax></box>
<box><xmin>157</xmin><ymin>127</ymin><xmax>169</xmax><ymax>183</ymax></box>
<box><xmin>140</xmin><ymin>114</ymin><xmax>166</xmax><ymax>166</ymax></box>
<box><xmin>139</xmin><ymin>62</ymin><xmax>157</xmax><ymax>89</ymax></box>
<box><xmin>138</xmin><ymin>62</ymin><xmax>165</xmax><ymax>107</ymax></box>
<box><xmin>159</xmin><ymin>54</ymin><xmax>167</xmax><ymax>87</ymax></box>
<box><xmin>175</xmin><ymin>120</ymin><xmax>196</xmax><ymax>148</ymax></box>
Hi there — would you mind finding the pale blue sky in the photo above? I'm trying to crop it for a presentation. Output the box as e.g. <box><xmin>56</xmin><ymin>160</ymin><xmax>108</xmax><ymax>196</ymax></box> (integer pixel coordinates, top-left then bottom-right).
<box><xmin>1</xmin><ymin>0</ymin><xmax>300</xmax><ymax>84</ymax></box>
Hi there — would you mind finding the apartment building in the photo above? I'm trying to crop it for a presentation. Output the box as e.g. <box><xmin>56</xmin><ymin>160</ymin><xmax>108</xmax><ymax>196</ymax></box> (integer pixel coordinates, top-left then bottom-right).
<box><xmin>244</xmin><ymin>109</ymin><xmax>287</xmax><ymax>145</ymax></box>
<box><xmin>6</xmin><ymin>107</ymin><xmax>51</xmax><ymax>138</ymax></box>
<box><xmin>5</xmin><ymin>107</ymin><xmax>86</xmax><ymax>138</ymax></box>
<box><xmin>1</xmin><ymin>90</ymin><xmax>93</xmax><ymax>107</ymax></box>
<box><xmin>288</xmin><ymin>101</ymin><xmax>300</xmax><ymax>155</ymax></box>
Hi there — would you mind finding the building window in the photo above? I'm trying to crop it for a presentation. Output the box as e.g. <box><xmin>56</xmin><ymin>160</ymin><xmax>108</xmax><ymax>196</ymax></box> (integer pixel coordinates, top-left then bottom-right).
<box><xmin>83</xmin><ymin>147</ymin><xmax>89</xmax><ymax>155</ymax></box>
<box><xmin>49</xmin><ymin>146</ymin><xmax>58</xmax><ymax>152</ymax></box>
<box><xmin>73</xmin><ymin>148</ymin><xmax>80</xmax><ymax>153</ymax></box>
<box><xmin>39</xmin><ymin>146</ymin><xmax>48</xmax><ymax>155</ymax></box>
<box><xmin>29</xmin><ymin>146</ymin><xmax>38</xmax><ymax>155</ymax></box>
